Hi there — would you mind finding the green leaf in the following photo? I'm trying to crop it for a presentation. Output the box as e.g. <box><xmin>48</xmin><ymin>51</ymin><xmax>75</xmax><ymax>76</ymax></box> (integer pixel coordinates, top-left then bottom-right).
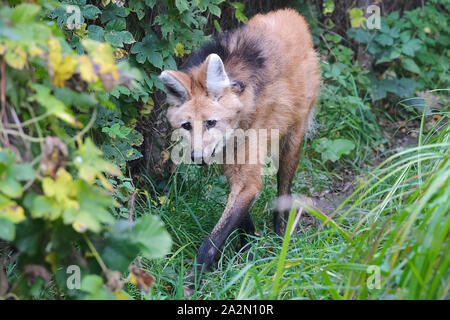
<box><xmin>403</xmin><ymin>58</ymin><xmax>421</xmax><ymax>74</ymax></box>
<box><xmin>81</xmin><ymin>274</ymin><xmax>103</xmax><ymax>293</ymax></box>
<box><xmin>347</xmin><ymin>28</ymin><xmax>370</xmax><ymax>44</ymax></box>
<box><xmin>29</xmin><ymin>84</ymin><xmax>79</xmax><ymax>126</ymax></box>
<box><xmin>105</xmin><ymin>30</ymin><xmax>135</xmax><ymax>47</ymax></box>
<box><xmin>402</xmin><ymin>39</ymin><xmax>422</xmax><ymax>57</ymax></box>
<box><xmin>105</xmin><ymin>18</ymin><xmax>126</xmax><ymax>32</ymax></box>
<box><xmin>102</xmin><ymin>235</ymin><xmax>140</xmax><ymax>272</ymax></box>
<box><xmin>0</xmin><ymin>149</ymin><xmax>33</xmax><ymax>198</ymax></box>
<box><xmin>102</xmin><ymin>123</ymin><xmax>132</xmax><ymax>139</ymax></box>
<box><xmin>130</xmin><ymin>34</ymin><xmax>163</xmax><ymax>67</ymax></box>
<box><xmin>208</xmin><ymin>4</ymin><xmax>221</xmax><ymax>17</ymax></box>
<box><xmin>175</xmin><ymin>0</ymin><xmax>190</xmax><ymax>12</ymax></box>
<box><xmin>15</xmin><ymin>218</ymin><xmax>44</xmax><ymax>256</ymax></box>
<box><xmin>314</xmin><ymin>138</ymin><xmax>355</xmax><ymax>163</ymax></box>
<box><xmin>11</xmin><ymin>3</ymin><xmax>40</xmax><ymax>25</ymax></box>
<box><xmin>375</xmin><ymin>34</ymin><xmax>394</xmax><ymax>46</ymax></box>
<box><xmin>132</xmin><ymin>214</ymin><xmax>172</xmax><ymax>259</ymax></box>
<box><xmin>82</xmin><ymin>5</ymin><xmax>102</xmax><ymax>20</ymax></box>
<box><xmin>87</xmin><ymin>25</ymin><xmax>105</xmax><ymax>41</ymax></box>
<box><xmin>0</xmin><ymin>217</ymin><xmax>15</xmax><ymax>241</ymax></box>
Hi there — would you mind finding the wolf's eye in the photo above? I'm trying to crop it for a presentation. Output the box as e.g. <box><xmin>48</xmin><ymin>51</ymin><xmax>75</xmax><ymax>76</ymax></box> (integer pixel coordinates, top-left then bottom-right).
<box><xmin>206</xmin><ymin>120</ymin><xmax>217</xmax><ymax>129</ymax></box>
<box><xmin>181</xmin><ymin>122</ymin><xmax>192</xmax><ymax>130</ymax></box>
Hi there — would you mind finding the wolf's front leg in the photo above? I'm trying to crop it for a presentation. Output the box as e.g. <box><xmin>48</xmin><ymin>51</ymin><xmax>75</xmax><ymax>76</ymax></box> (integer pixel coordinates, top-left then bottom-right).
<box><xmin>184</xmin><ymin>165</ymin><xmax>262</xmax><ymax>297</ymax></box>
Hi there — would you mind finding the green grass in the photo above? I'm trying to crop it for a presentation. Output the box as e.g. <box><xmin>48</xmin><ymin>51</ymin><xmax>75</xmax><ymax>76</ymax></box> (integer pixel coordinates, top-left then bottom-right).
<box><xmin>126</xmin><ymin>95</ymin><xmax>449</xmax><ymax>300</ymax></box>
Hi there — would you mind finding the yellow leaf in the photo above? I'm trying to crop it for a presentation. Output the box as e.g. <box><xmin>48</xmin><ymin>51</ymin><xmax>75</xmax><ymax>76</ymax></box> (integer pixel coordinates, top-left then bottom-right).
<box><xmin>78</xmin><ymin>55</ymin><xmax>98</xmax><ymax>83</ymax></box>
<box><xmin>174</xmin><ymin>42</ymin><xmax>184</xmax><ymax>58</ymax></box>
<box><xmin>129</xmin><ymin>273</ymin><xmax>137</xmax><ymax>286</ymax></box>
<box><xmin>349</xmin><ymin>8</ymin><xmax>366</xmax><ymax>29</ymax></box>
<box><xmin>48</xmin><ymin>38</ymin><xmax>77</xmax><ymax>87</ymax></box>
<box><xmin>5</xmin><ymin>45</ymin><xmax>27</xmax><ymax>70</ymax></box>
<box><xmin>28</xmin><ymin>43</ymin><xmax>44</xmax><ymax>57</ymax></box>
<box><xmin>48</xmin><ymin>38</ymin><xmax>62</xmax><ymax>67</ymax></box>
<box><xmin>82</xmin><ymin>39</ymin><xmax>119</xmax><ymax>82</ymax></box>
<box><xmin>43</xmin><ymin>168</ymin><xmax>80</xmax><ymax>210</ymax></box>
<box><xmin>0</xmin><ymin>201</ymin><xmax>25</xmax><ymax>223</ymax></box>
<box><xmin>45</xmin><ymin>252</ymin><xmax>58</xmax><ymax>274</ymax></box>
<box><xmin>114</xmin><ymin>48</ymin><xmax>128</xmax><ymax>60</ymax></box>
<box><xmin>141</xmin><ymin>97</ymin><xmax>154</xmax><ymax>116</ymax></box>
<box><xmin>113</xmin><ymin>290</ymin><xmax>132</xmax><ymax>300</ymax></box>
<box><xmin>54</xmin><ymin>55</ymin><xmax>77</xmax><ymax>87</ymax></box>
<box><xmin>73</xmin><ymin>221</ymin><xmax>88</xmax><ymax>233</ymax></box>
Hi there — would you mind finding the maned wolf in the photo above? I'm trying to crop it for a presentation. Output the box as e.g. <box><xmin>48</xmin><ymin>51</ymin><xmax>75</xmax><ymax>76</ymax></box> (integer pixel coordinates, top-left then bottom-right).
<box><xmin>159</xmin><ymin>9</ymin><xmax>320</xmax><ymax>295</ymax></box>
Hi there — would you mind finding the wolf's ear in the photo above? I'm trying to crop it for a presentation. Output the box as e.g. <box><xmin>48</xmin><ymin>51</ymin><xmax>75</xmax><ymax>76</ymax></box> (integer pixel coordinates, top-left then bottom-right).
<box><xmin>159</xmin><ymin>70</ymin><xmax>190</xmax><ymax>106</ymax></box>
<box><xmin>206</xmin><ymin>54</ymin><xmax>230</xmax><ymax>98</ymax></box>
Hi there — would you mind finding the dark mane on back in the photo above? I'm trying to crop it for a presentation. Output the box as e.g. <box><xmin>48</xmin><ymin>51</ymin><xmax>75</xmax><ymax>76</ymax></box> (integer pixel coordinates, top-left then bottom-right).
<box><xmin>180</xmin><ymin>26</ymin><xmax>267</xmax><ymax>76</ymax></box>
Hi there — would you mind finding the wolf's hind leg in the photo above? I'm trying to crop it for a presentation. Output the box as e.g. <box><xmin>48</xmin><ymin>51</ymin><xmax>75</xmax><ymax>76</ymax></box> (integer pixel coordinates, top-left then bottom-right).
<box><xmin>273</xmin><ymin>121</ymin><xmax>306</xmax><ymax>236</ymax></box>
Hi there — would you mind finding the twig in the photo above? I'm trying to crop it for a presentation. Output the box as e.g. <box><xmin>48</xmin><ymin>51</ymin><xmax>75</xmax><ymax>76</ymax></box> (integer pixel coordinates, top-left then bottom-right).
<box><xmin>0</xmin><ymin>128</ymin><xmax>46</xmax><ymax>143</ymax></box>
<box><xmin>66</xmin><ymin>107</ymin><xmax>97</xmax><ymax>144</ymax></box>
<box><xmin>82</xmin><ymin>234</ymin><xmax>109</xmax><ymax>275</ymax></box>
<box><xmin>4</xmin><ymin>112</ymin><xmax>50</xmax><ymax>129</ymax></box>
<box><xmin>128</xmin><ymin>191</ymin><xmax>137</xmax><ymax>222</ymax></box>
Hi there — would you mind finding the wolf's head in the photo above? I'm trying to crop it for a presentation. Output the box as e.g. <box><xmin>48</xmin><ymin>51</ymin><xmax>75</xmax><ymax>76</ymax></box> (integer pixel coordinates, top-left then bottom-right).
<box><xmin>159</xmin><ymin>54</ymin><xmax>247</xmax><ymax>165</ymax></box>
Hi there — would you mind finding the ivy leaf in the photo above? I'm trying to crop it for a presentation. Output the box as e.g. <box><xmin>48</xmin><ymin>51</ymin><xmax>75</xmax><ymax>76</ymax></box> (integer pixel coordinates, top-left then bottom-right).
<box><xmin>82</xmin><ymin>5</ymin><xmax>102</xmax><ymax>20</ymax></box>
<box><xmin>87</xmin><ymin>25</ymin><xmax>105</xmax><ymax>41</ymax></box>
<box><xmin>110</xmin><ymin>85</ymin><xmax>130</xmax><ymax>98</ymax></box>
<box><xmin>105</xmin><ymin>18</ymin><xmax>126</xmax><ymax>31</ymax></box>
<box><xmin>314</xmin><ymin>138</ymin><xmax>355</xmax><ymax>163</ymax></box>
<box><xmin>102</xmin><ymin>123</ymin><xmax>132</xmax><ymax>139</ymax></box>
<box><xmin>101</xmin><ymin>3</ymin><xmax>127</xmax><ymax>24</ymax></box>
<box><xmin>130</xmin><ymin>34</ymin><xmax>163</xmax><ymax>67</ymax></box>
<box><xmin>105</xmin><ymin>30</ymin><xmax>135</xmax><ymax>48</ymax></box>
